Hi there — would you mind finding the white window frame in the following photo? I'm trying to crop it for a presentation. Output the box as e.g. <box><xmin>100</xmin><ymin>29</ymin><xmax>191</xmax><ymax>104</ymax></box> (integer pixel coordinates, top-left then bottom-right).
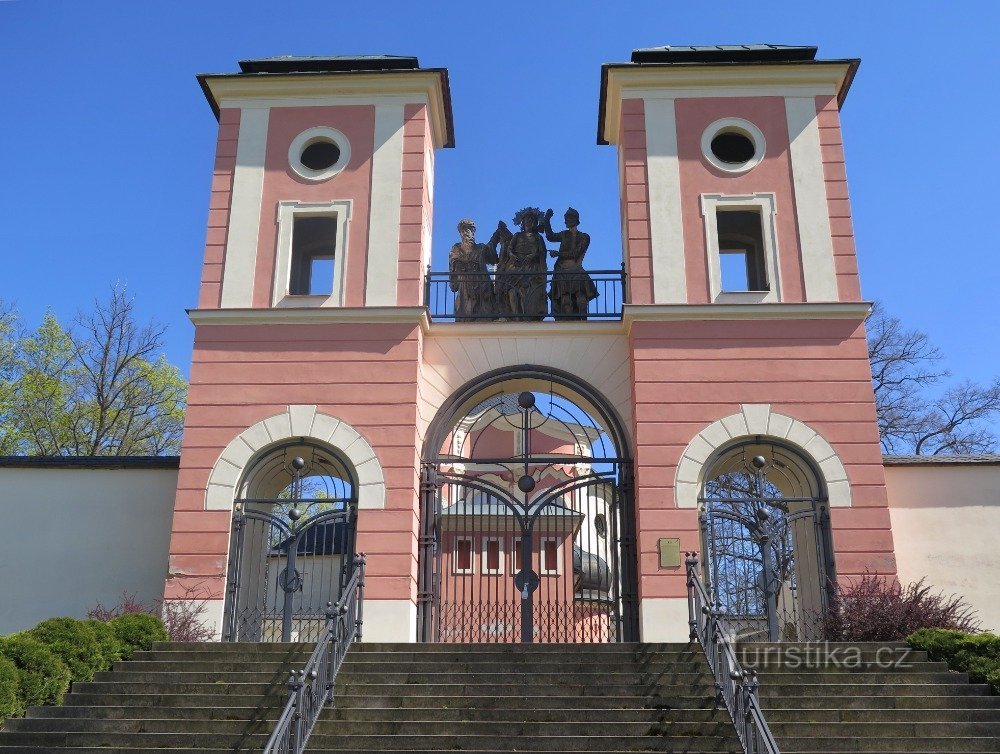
<box><xmin>700</xmin><ymin>193</ymin><xmax>781</xmax><ymax>304</ymax></box>
<box><xmin>481</xmin><ymin>536</ymin><xmax>505</xmax><ymax>576</ymax></box>
<box><xmin>540</xmin><ymin>536</ymin><xmax>562</xmax><ymax>576</ymax></box>
<box><xmin>453</xmin><ymin>535</ymin><xmax>474</xmax><ymax>575</ymax></box>
<box><xmin>288</xmin><ymin>126</ymin><xmax>351</xmax><ymax>182</ymax></box>
<box><xmin>272</xmin><ymin>200</ymin><xmax>352</xmax><ymax>308</ymax></box>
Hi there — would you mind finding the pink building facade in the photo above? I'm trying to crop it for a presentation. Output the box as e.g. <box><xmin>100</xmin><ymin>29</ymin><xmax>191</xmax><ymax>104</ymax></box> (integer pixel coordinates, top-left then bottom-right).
<box><xmin>166</xmin><ymin>47</ymin><xmax>895</xmax><ymax>643</ymax></box>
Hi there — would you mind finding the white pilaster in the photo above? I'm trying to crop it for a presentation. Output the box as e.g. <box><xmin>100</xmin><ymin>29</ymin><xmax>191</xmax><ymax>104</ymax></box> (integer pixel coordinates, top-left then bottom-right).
<box><xmin>220</xmin><ymin>107</ymin><xmax>269</xmax><ymax>308</ymax></box>
<box><xmin>365</xmin><ymin>104</ymin><xmax>405</xmax><ymax>306</ymax></box>
<box><xmin>644</xmin><ymin>98</ymin><xmax>688</xmax><ymax>304</ymax></box>
<box><xmin>785</xmin><ymin>97</ymin><xmax>839</xmax><ymax>302</ymax></box>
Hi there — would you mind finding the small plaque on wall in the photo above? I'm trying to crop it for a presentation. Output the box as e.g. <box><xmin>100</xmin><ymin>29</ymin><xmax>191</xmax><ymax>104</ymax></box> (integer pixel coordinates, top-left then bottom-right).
<box><xmin>658</xmin><ymin>538</ymin><xmax>681</xmax><ymax>569</ymax></box>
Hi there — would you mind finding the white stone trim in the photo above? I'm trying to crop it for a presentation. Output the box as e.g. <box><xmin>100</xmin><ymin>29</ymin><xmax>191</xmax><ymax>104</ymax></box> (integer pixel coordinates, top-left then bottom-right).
<box><xmin>700</xmin><ymin>193</ymin><xmax>781</xmax><ymax>303</ymax></box>
<box><xmin>643</xmin><ymin>98</ymin><xmax>687</xmax><ymax>304</ymax></box>
<box><xmin>220</xmin><ymin>106</ymin><xmax>269</xmax><ymax>308</ymax></box>
<box><xmin>700</xmin><ymin>117</ymin><xmax>766</xmax><ymax>174</ymax></box>
<box><xmin>623</xmin><ymin>302</ymin><xmax>870</xmax><ymax>322</ymax></box>
<box><xmin>639</xmin><ymin>597</ymin><xmax>691</xmax><ymax>642</ymax></box>
<box><xmin>785</xmin><ymin>96</ymin><xmax>839</xmax><ymax>302</ymax></box>
<box><xmin>361</xmin><ymin>599</ymin><xmax>417</xmax><ymax>642</ymax></box>
<box><xmin>674</xmin><ymin>403</ymin><xmax>852</xmax><ymax>508</ymax></box>
<box><xmin>271</xmin><ymin>199</ymin><xmax>352</xmax><ymax>307</ymax></box>
<box><xmin>288</xmin><ymin>126</ymin><xmax>351</xmax><ymax>182</ymax></box>
<box><xmin>190</xmin><ymin>305</ymin><xmax>426</xmax><ymax>326</ymax></box>
<box><xmin>205</xmin><ymin>405</ymin><xmax>386</xmax><ymax>511</ymax></box>
<box><xmin>365</xmin><ymin>104</ymin><xmax>405</xmax><ymax>306</ymax></box>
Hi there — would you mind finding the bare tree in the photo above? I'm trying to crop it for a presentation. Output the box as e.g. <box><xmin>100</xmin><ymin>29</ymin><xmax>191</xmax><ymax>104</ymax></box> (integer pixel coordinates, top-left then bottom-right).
<box><xmin>1</xmin><ymin>287</ymin><xmax>186</xmax><ymax>456</ymax></box>
<box><xmin>867</xmin><ymin>302</ymin><xmax>1000</xmax><ymax>454</ymax></box>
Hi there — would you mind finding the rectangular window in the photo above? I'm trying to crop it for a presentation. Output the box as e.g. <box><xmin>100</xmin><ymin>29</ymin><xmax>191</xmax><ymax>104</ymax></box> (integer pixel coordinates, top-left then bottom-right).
<box><xmin>453</xmin><ymin>536</ymin><xmax>473</xmax><ymax>575</ymax></box>
<box><xmin>716</xmin><ymin>209</ymin><xmax>768</xmax><ymax>292</ymax></box>
<box><xmin>512</xmin><ymin>537</ymin><xmax>523</xmax><ymax>572</ymax></box>
<box><xmin>289</xmin><ymin>215</ymin><xmax>337</xmax><ymax>295</ymax></box>
<box><xmin>700</xmin><ymin>193</ymin><xmax>779</xmax><ymax>303</ymax></box>
<box><xmin>541</xmin><ymin>537</ymin><xmax>561</xmax><ymax>575</ymax></box>
<box><xmin>482</xmin><ymin>537</ymin><xmax>504</xmax><ymax>575</ymax></box>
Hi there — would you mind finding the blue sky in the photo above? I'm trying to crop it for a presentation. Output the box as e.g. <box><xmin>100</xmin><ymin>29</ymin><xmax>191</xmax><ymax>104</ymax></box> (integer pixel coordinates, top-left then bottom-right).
<box><xmin>1</xmin><ymin>0</ymin><xmax>996</xmax><ymax>394</ymax></box>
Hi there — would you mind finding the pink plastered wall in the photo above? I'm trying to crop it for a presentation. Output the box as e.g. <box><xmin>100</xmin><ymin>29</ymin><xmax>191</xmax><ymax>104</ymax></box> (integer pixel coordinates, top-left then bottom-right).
<box><xmin>398</xmin><ymin>104</ymin><xmax>432</xmax><ymax>306</ymax></box>
<box><xmin>165</xmin><ymin>321</ymin><xmax>424</xmax><ymax>605</ymax></box>
<box><xmin>816</xmin><ymin>95</ymin><xmax>862</xmax><ymax>301</ymax></box>
<box><xmin>619</xmin><ymin>99</ymin><xmax>653</xmax><ymax>305</ymax></box>
<box><xmin>198</xmin><ymin>108</ymin><xmax>240</xmax><ymax>309</ymax></box>
<box><xmin>250</xmin><ymin>105</ymin><xmax>376</xmax><ymax>308</ymax></box>
<box><xmin>628</xmin><ymin>317</ymin><xmax>895</xmax><ymax>602</ymax></box>
<box><xmin>675</xmin><ymin>96</ymin><xmax>806</xmax><ymax>303</ymax></box>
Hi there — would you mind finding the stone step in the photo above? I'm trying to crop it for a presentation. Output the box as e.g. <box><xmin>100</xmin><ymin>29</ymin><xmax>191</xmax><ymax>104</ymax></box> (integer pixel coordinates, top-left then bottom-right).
<box><xmin>777</xmin><ymin>737</ymin><xmax>1000</xmax><ymax>753</ymax></box>
<box><xmin>758</xmin><ymin>682</ymin><xmax>991</xmax><ymax>697</ymax></box>
<box><xmin>760</xmin><ymin>694</ymin><xmax>1000</xmax><ymax>710</ymax></box>
<box><xmin>769</xmin><ymin>721</ymin><xmax>1000</xmax><ymax>737</ymax></box>
<box><xmin>95</xmin><ymin>669</ymin><xmax>716</xmax><ymax>685</ymax></box>
<box><xmin>751</xmin><ymin>671</ymin><xmax>967</xmax><ymax>684</ymax></box>
<box><xmin>766</xmin><ymin>708</ymin><xmax>1000</xmax><ymax>723</ymax></box>
<box><xmin>303</xmin><ymin>732</ymin><xmax>740</xmax><ymax>751</ymax></box>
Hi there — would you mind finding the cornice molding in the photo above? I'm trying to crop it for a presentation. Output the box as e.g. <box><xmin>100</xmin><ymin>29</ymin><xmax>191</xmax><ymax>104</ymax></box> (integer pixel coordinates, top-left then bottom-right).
<box><xmin>624</xmin><ymin>301</ymin><xmax>871</xmax><ymax>326</ymax></box>
<box><xmin>600</xmin><ymin>62</ymin><xmax>855</xmax><ymax>144</ymax></box>
<box><xmin>188</xmin><ymin>306</ymin><xmax>428</xmax><ymax>327</ymax></box>
<box><xmin>199</xmin><ymin>70</ymin><xmax>453</xmax><ymax>148</ymax></box>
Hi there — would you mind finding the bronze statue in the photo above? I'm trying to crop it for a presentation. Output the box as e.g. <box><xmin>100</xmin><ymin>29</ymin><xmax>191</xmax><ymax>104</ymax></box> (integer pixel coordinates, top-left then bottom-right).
<box><xmin>448</xmin><ymin>219</ymin><xmax>503</xmax><ymax>321</ymax></box>
<box><xmin>543</xmin><ymin>207</ymin><xmax>597</xmax><ymax>320</ymax></box>
<box><xmin>495</xmin><ymin>207</ymin><xmax>548</xmax><ymax>321</ymax></box>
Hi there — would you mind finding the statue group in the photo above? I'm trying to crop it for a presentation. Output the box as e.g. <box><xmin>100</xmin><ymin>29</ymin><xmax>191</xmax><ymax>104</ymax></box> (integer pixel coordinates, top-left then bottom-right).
<box><xmin>448</xmin><ymin>207</ymin><xmax>599</xmax><ymax>322</ymax></box>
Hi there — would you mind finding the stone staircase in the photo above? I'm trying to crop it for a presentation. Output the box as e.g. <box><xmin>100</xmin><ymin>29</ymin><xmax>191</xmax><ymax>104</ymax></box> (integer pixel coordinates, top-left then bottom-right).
<box><xmin>740</xmin><ymin>642</ymin><xmax>1000</xmax><ymax>753</ymax></box>
<box><xmin>0</xmin><ymin>642</ymin><xmax>306</xmax><ymax>753</ymax></box>
<box><xmin>0</xmin><ymin>641</ymin><xmax>738</xmax><ymax>753</ymax></box>
<box><xmin>0</xmin><ymin>640</ymin><xmax>997</xmax><ymax>753</ymax></box>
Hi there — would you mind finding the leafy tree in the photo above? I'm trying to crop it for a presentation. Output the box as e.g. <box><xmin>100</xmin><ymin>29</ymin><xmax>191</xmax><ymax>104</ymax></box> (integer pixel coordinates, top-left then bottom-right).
<box><xmin>0</xmin><ymin>288</ymin><xmax>186</xmax><ymax>456</ymax></box>
<box><xmin>867</xmin><ymin>302</ymin><xmax>1000</xmax><ymax>454</ymax></box>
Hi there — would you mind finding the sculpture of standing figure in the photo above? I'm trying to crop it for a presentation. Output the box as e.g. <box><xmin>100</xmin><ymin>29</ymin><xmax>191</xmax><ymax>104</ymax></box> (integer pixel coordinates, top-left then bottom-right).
<box><xmin>448</xmin><ymin>218</ymin><xmax>503</xmax><ymax>321</ymax></box>
<box><xmin>543</xmin><ymin>207</ymin><xmax>598</xmax><ymax>320</ymax></box>
<box><xmin>495</xmin><ymin>207</ymin><xmax>548</xmax><ymax>321</ymax></box>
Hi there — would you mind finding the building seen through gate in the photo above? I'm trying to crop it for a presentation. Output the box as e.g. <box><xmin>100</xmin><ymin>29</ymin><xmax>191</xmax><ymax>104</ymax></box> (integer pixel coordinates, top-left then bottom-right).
<box><xmin>164</xmin><ymin>45</ymin><xmax>897</xmax><ymax>643</ymax></box>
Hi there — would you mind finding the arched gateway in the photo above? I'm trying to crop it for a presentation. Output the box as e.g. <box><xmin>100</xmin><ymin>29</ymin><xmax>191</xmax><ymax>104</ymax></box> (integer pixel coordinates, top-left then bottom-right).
<box><xmin>418</xmin><ymin>366</ymin><xmax>638</xmax><ymax>643</ymax></box>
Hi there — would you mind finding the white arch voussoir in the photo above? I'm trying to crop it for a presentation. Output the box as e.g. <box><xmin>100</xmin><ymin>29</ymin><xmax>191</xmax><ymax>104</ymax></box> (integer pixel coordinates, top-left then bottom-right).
<box><xmin>674</xmin><ymin>403</ymin><xmax>851</xmax><ymax>509</ymax></box>
<box><xmin>205</xmin><ymin>405</ymin><xmax>386</xmax><ymax>511</ymax></box>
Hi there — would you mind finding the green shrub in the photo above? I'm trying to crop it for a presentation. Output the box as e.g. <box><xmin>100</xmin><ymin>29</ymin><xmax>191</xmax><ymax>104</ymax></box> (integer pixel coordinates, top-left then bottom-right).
<box><xmin>908</xmin><ymin>628</ymin><xmax>1000</xmax><ymax>695</ymax></box>
<box><xmin>0</xmin><ymin>635</ymin><xmax>71</xmax><ymax>709</ymax></box>
<box><xmin>907</xmin><ymin>628</ymin><xmax>969</xmax><ymax>661</ymax></box>
<box><xmin>0</xmin><ymin>655</ymin><xmax>20</xmax><ymax>723</ymax></box>
<box><xmin>27</xmin><ymin>618</ymin><xmax>104</xmax><ymax>682</ymax></box>
<box><xmin>109</xmin><ymin>614</ymin><xmax>168</xmax><ymax>660</ymax></box>
<box><xmin>85</xmin><ymin>620</ymin><xmax>123</xmax><ymax>667</ymax></box>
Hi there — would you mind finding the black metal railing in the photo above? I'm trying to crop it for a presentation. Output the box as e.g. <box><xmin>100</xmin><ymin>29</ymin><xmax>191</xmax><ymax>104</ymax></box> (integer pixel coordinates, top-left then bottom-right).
<box><xmin>686</xmin><ymin>553</ymin><xmax>781</xmax><ymax>754</ymax></box>
<box><xmin>262</xmin><ymin>554</ymin><xmax>366</xmax><ymax>754</ymax></box>
<box><xmin>424</xmin><ymin>266</ymin><xmax>627</xmax><ymax>322</ymax></box>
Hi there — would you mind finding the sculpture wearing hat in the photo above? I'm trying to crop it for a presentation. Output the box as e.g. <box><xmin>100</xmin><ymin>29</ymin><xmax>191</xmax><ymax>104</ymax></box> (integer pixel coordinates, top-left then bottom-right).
<box><xmin>448</xmin><ymin>218</ymin><xmax>504</xmax><ymax>321</ymax></box>
<box><xmin>543</xmin><ymin>207</ymin><xmax>598</xmax><ymax>320</ymax></box>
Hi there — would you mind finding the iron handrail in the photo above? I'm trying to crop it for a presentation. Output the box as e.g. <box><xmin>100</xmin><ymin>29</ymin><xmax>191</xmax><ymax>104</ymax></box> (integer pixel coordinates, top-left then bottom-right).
<box><xmin>686</xmin><ymin>552</ymin><xmax>781</xmax><ymax>754</ymax></box>
<box><xmin>262</xmin><ymin>554</ymin><xmax>366</xmax><ymax>754</ymax></box>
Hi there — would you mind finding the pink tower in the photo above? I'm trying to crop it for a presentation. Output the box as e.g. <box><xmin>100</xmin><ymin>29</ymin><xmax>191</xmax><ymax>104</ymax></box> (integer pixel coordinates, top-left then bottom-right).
<box><xmin>167</xmin><ymin>47</ymin><xmax>895</xmax><ymax>645</ymax></box>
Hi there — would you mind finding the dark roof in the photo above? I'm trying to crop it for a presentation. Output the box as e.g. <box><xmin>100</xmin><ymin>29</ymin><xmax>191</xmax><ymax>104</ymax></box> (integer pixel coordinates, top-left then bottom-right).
<box><xmin>630</xmin><ymin>44</ymin><xmax>817</xmax><ymax>64</ymax></box>
<box><xmin>883</xmin><ymin>454</ymin><xmax>1000</xmax><ymax>466</ymax></box>
<box><xmin>0</xmin><ymin>456</ymin><xmax>180</xmax><ymax>469</ymax></box>
<box><xmin>238</xmin><ymin>55</ymin><xmax>420</xmax><ymax>74</ymax></box>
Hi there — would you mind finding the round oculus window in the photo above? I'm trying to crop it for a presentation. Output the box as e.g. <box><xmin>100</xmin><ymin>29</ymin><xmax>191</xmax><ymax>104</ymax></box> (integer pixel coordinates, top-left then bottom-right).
<box><xmin>300</xmin><ymin>140</ymin><xmax>341</xmax><ymax>171</ymax></box>
<box><xmin>288</xmin><ymin>127</ymin><xmax>351</xmax><ymax>181</ymax></box>
<box><xmin>701</xmin><ymin>118</ymin><xmax>766</xmax><ymax>174</ymax></box>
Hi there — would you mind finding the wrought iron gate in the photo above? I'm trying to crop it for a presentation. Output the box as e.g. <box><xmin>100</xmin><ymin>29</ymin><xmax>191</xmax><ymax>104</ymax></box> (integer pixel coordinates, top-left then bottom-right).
<box><xmin>417</xmin><ymin>384</ymin><xmax>637</xmax><ymax>643</ymax></box>
<box><xmin>223</xmin><ymin>451</ymin><xmax>358</xmax><ymax>643</ymax></box>
<box><xmin>699</xmin><ymin>440</ymin><xmax>835</xmax><ymax>642</ymax></box>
